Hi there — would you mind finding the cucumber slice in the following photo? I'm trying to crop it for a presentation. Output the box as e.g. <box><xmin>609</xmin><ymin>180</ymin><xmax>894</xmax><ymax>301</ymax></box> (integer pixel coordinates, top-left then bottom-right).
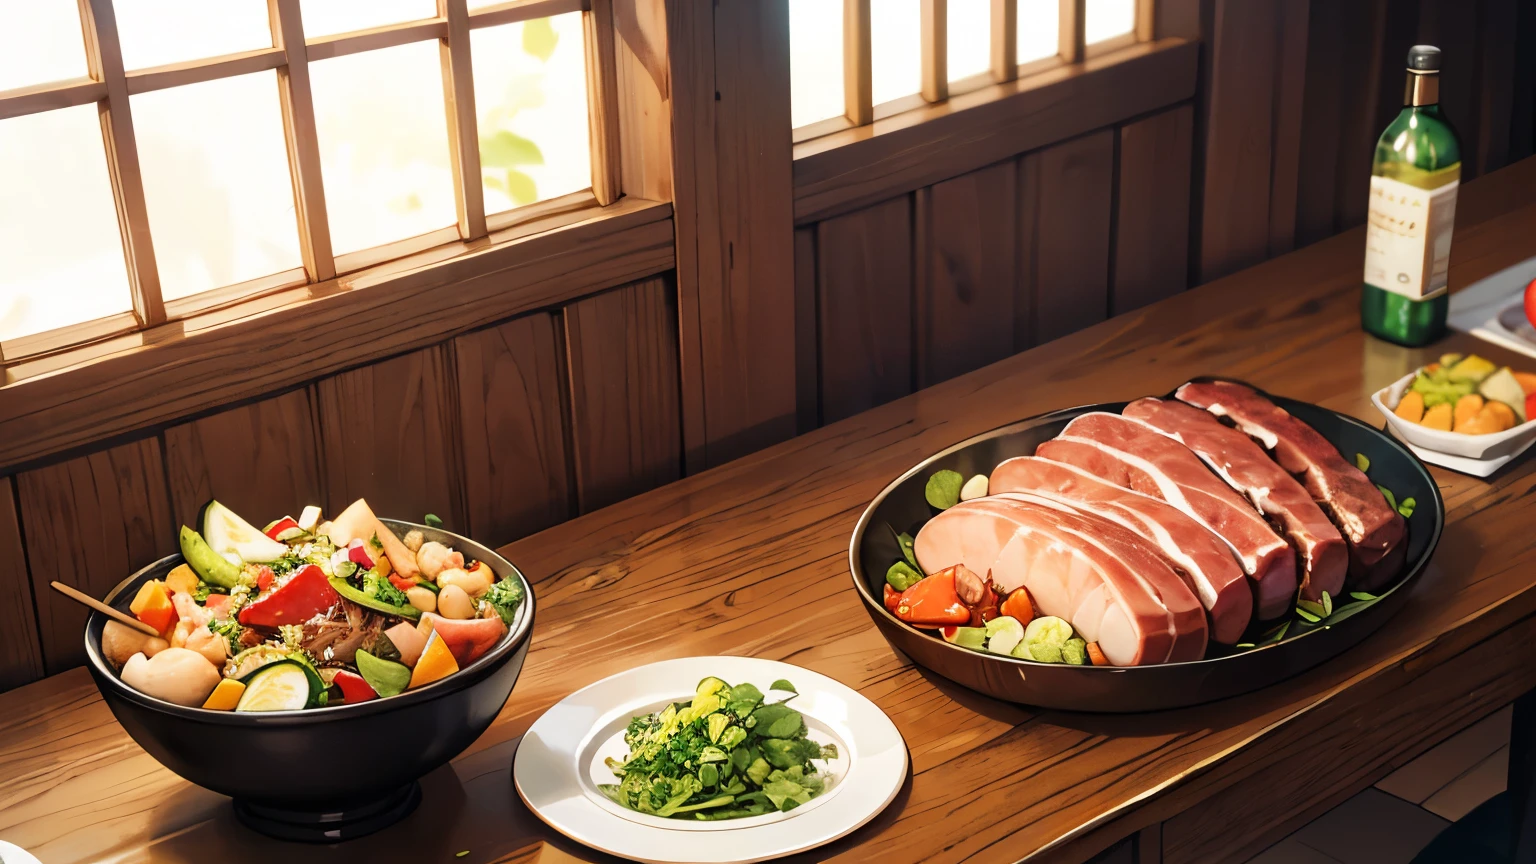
<box><xmin>202</xmin><ymin>500</ymin><xmax>289</xmax><ymax>564</ymax></box>
<box><xmin>237</xmin><ymin>662</ymin><xmax>313</xmax><ymax>712</ymax></box>
<box><xmin>179</xmin><ymin>526</ymin><xmax>241</xmax><ymax>589</ymax></box>
<box><xmin>942</xmin><ymin>625</ymin><xmax>987</xmax><ymax>650</ymax></box>
<box><xmin>984</xmin><ymin>616</ymin><xmax>1025</xmax><ymax>656</ymax></box>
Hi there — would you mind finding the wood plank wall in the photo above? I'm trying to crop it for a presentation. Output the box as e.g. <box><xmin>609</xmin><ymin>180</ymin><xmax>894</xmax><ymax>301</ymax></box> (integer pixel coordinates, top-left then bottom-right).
<box><xmin>0</xmin><ymin>275</ymin><xmax>684</xmax><ymax>689</ymax></box>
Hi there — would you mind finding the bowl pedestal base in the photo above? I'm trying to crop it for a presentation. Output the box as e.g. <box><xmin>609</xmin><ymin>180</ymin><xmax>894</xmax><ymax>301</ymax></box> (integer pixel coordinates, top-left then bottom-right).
<box><xmin>233</xmin><ymin>782</ymin><xmax>421</xmax><ymax>843</ymax></box>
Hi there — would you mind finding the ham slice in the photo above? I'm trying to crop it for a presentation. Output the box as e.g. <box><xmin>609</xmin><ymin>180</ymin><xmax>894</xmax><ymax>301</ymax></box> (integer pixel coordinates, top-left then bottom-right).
<box><xmin>913</xmin><ymin>494</ymin><xmax>1207</xmax><ymax>665</ymax></box>
<box><xmin>1123</xmin><ymin>397</ymin><xmax>1348</xmax><ymax>604</ymax></box>
<box><xmin>989</xmin><ymin>456</ymin><xmax>1252</xmax><ymax>644</ymax></box>
<box><xmin>1036</xmin><ymin>412</ymin><xmax>1298</xmax><ymax>620</ymax></box>
<box><xmin>1176</xmin><ymin>381</ymin><xmax>1407</xmax><ymax>591</ymax></box>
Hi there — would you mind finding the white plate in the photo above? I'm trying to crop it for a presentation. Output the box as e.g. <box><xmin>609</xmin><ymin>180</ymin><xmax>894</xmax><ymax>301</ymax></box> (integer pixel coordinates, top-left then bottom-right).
<box><xmin>514</xmin><ymin>656</ymin><xmax>908</xmax><ymax>864</ymax></box>
<box><xmin>1447</xmin><ymin>254</ymin><xmax>1536</xmax><ymax>360</ymax></box>
<box><xmin>0</xmin><ymin>840</ymin><xmax>42</xmax><ymax>864</ymax></box>
<box><xmin>1371</xmin><ymin>369</ymin><xmax>1536</xmax><ymax>475</ymax></box>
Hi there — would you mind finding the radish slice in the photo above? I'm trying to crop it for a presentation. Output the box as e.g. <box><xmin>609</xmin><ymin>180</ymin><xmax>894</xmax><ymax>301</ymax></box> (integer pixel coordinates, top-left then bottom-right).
<box><xmin>297</xmin><ymin>505</ymin><xmax>322</xmax><ymax>532</ymax></box>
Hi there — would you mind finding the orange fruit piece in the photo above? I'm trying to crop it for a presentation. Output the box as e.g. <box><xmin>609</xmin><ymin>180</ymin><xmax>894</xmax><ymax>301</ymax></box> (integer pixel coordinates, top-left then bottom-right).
<box><xmin>1394</xmin><ymin>390</ymin><xmax>1425</xmax><ymax>423</ymax></box>
<box><xmin>1452</xmin><ymin>393</ymin><xmax>1484</xmax><ymax>431</ymax></box>
<box><xmin>408</xmin><ymin>630</ymin><xmax>459</xmax><ymax>690</ymax></box>
<box><xmin>202</xmin><ymin>678</ymin><xmax>247</xmax><ymax>711</ymax></box>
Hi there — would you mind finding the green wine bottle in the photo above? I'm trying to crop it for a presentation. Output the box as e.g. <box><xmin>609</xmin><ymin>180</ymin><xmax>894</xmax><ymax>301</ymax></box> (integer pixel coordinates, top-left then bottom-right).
<box><xmin>1361</xmin><ymin>45</ymin><xmax>1462</xmax><ymax>347</ymax></box>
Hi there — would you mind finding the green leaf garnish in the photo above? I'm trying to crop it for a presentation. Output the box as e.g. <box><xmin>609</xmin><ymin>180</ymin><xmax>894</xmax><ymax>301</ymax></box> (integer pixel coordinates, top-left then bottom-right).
<box><xmin>924</xmin><ymin>470</ymin><xmax>965</xmax><ymax>510</ymax></box>
<box><xmin>1296</xmin><ymin>607</ymin><xmax>1322</xmax><ymax>623</ymax></box>
<box><xmin>1349</xmin><ymin>591</ymin><xmax>1378</xmax><ymax>602</ymax></box>
<box><xmin>1355</xmin><ymin>453</ymin><xmax>1370</xmax><ymax>473</ymax></box>
<box><xmin>769</xmin><ymin>679</ymin><xmax>796</xmax><ymax>694</ymax></box>
<box><xmin>424</xmin><ymin>513</ymin><xmax>444</xmax><ymax>528</ymax></box>
<box><xmin>1376</xmin><ymin>485</ymin><xmax>1397</xmax><ymax>511</ymax></box>
<box><xmin>1297</xmin><ymin>599</ymin><xmax>1326</xmax><ymax>618</ymax></box>
<box><xmin>1398</xmin><ymin>497</ymin><xmax>1416</xmax><ymax>518</ymax></box>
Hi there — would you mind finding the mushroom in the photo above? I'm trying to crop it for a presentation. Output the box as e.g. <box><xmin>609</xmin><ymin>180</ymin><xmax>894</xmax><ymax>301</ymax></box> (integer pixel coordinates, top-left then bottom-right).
<box><xmin>120</xmin><ymin>648</ymin><xmax>222</xmax><ymax>707</ymax></box>
<box><xmin>101</xmin><ymin>620</ymin><xmax>168</xmax><ymax>670</ymax></box>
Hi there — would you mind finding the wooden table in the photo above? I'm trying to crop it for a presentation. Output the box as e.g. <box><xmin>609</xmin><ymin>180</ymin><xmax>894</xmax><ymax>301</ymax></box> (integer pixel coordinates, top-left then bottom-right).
<box><xmin>8</xmin><ymin>159</ymin><xmax>1536</xmax><ymax>864</ymax></box>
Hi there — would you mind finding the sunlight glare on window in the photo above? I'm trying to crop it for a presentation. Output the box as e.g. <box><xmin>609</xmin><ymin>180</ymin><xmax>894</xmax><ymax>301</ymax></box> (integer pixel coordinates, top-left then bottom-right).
<box><xmin>0</xmin><ymin>0</ymin><xmax>87</xmax><ymax>92</ymax></box>
<box><xmin>309</xmin><ymin>40</ymin><xmax>457</xmax><ymax>256</ymax></box>
<box><xmin>1017</xmin><ymin>0</ymin><xmax>1059</xmax><ymax>64</ymax></box>
<box><xmin>0</xmin><ymin>107</ymin><xmax>131</xmax><ymax>342</ymax></box>
<box><xmin>301</xmin><ymin>0</ymin><xmax>437</xmax><ymax>39</ymax></box>
<box><xmin>1086</xmin><ymin>0</ymin><xmax>1135</xmax><ymax>45</ymax></box>
<box><xmin>132</xmin><ymin>72</ymin><xmax>301</xmax><ymax>302</ymax></box>
<box><xmin>871</xmin><ymin>0</ymin><xmax>920</xmax><ymax>107</ymax></box>
<box><xmin>115</xmin><ymin>0</ymin><xmax>273</xmax><ymax>70</ymax></box>
<box><xmin>789</xmin><ymin>0</ymin><xmax>844</xmax><ymax>130</ymax></box>
<box><xmin>471</xmin><ymin>14</ymin><xmax>593</xmax><ymax>215</ymax></box>
<box><xmin>946</xmin><ymin>0</ymin><xmax>989</xmax><ymax>83</ymax></box>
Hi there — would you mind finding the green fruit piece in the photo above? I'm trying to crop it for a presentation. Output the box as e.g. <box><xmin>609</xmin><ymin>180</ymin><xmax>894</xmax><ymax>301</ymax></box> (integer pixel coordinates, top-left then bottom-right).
<box><xmin>1061</xmin><ymin>637</ymin><xmax>1088</xmax><ymax>666</ymax></box>
<box><xmin>1023</xmin><ymin>615</ymin><xmax>1073</xmax><ymax>649</ymax></box>
<box><xmin>237</xmin><ymin>661</ymin><xmax>312</xmax><ymax>712</ymax></box>
<box><xmin>179</xmin><ymin>526</ymin><xmax>241</xmax><ymax>589</ymax></box>
<box><xmin>984</xmin><ymin>616</ymin><xmax>1025</xmax><ymax>656</ymax></box>
<box><xmin>886</xmin><ymin>561</ymin><xmax>923</xmax><ymax>592</ymax></box>
<box><xmin>942</xmin><ymin>626</ymin><xmax>987</xmax><ymax>650</ymax></box>
<box><xmin>355</xmin><ymin>649</ymin><xmax>412</xmax><ymax>698</ymax></box>
<box><xmin>924</xmin><ymin>470</ymin><xmax>964</xmax><ymax>510</ymax></box>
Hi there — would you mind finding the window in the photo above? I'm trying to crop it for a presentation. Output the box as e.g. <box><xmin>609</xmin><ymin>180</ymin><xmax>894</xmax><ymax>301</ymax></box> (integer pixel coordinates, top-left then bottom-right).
<box><xmin>0</xmin><ymin>0</ymin><xmax>605</xmax><ymax>359</ymax></box>
<box><xmin>791</xmin><ymin>0</ymin><xmax>1154</xmax><ymax>141</ymax></box>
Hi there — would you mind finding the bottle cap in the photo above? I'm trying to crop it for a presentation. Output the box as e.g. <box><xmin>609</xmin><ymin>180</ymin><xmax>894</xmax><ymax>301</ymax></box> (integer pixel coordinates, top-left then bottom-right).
<box><xmin>1408</xmin><ymin>45</ymin><xmax>1441</xmax><ymax>71</ymax></box>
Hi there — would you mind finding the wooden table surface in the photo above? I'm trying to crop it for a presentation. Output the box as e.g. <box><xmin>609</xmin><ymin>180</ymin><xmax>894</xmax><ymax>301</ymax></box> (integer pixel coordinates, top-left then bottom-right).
<box><xmin>8</xmin><ymin>159</ymin><xmax>1536</xmax><ymax>864</ymax></box>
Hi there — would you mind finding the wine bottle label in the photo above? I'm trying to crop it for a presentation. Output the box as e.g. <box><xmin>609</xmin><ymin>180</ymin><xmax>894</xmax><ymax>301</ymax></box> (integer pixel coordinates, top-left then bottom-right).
<box><xmin>1364</xmin><ymin>175</ymin><xmax>1458</xmax><ymax>300</ymax></box>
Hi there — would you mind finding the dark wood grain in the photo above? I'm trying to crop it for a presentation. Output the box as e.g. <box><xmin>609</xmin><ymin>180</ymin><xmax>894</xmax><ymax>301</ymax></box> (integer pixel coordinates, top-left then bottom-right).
<box><xmin>163</xmin><ymin>388</ymin><xmax>323</xmax><ymax>531</ymax></box>
<box><xmin>1330</xmin><ymin>0</ymin><xmax>1387</xmax><ymax>232</ymax></box>
<box><xmin>1477</xmin><ymin>0</ymin><xmax>1518</xmax><ymax>176</ymax></box>
<box><xmin>454</xmin><ymin>313</ymin><xmax>573</xmax><ymax>548</ymax></box>
<box><xmin>0</xmin><ymin>476</ymin><xmax>43</xmax><ymax>692</ymax></box>
<box><xmin>16</xmin><ymin>438</ymin><xmax>176</xmax><ymax>674</ymax></box>
<box><xmin>794</xmin><ymin>227</ymin><xmax>819</xmax><ymax>434</ymax></box>
<box><xmin>1113</xmin><ymin>105</ymin><xmax>1193</xmax><ymax>315</ymax></box>
<box><xmin>563</xmin><ymin>278</ymin><xmax>682</xmax><ymax>513</ymax></box>
<box><xmin>315</xmin><ymin>345</ymin><xmax>466</xmax><ymax>531</ymax></box>
<box><xmin>1034</xmin><ymin>130</ymin><xmax>1115</xmax><ymax>341</ymax></box>
<box><xmin>1417</xmin><ymin>0</ymin><xmax>1481</xmax><ymax>180</ymax></box>
<box><xmin>817</xmin><ymin>195</ymin><xmax>915</xmax><ymax>424</ymax></box>
<box><xmin>6</xmin><ymin>157</ymin><xmax>1536</xmax><ymax>864</ymax></box>
<box><xmin>915</xmin><ymin>160</ymin><xmax>1018</xmax><ymax>388</ymax></box>
<box><xmin>1293</xmin><ymin>0</ymin><xmax>1349</xmax><ymax>247</ymax></box>
<box><xmin>1266</xmin><ymin>0</ymin><xmax>1309</xmax><ymax>256</ymax></box>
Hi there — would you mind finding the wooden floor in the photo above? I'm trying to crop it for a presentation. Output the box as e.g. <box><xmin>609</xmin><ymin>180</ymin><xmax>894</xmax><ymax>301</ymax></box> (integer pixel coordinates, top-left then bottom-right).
<box><xmin>1247</xmin><ymin>705</ymin><xmax>1513</xmax><ymax>863</ymax></box>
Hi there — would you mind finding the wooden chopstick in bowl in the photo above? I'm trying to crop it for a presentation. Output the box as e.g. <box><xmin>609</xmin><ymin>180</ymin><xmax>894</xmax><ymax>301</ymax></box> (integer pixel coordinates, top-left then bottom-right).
<box><xmin>49</xmin><ymin>582</ymin><xmax>160</xmax><ymax>637</ymax></box>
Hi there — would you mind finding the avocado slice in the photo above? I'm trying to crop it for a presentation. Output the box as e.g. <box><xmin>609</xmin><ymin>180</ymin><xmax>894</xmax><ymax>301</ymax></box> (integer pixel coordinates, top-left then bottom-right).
<box><xmin>355</xmin><ymin>649</ymin><xmax>412</xmax><ymax>698</ymax></box>
<box><xmin>328</xmin><ymin>575</ymin><xmax>421</xmax><ymax>620</ymax></box>
<box><xmin>179</xmin><ymin>525</ymin><xmax>242</xmax><ymax>589</ymax></box>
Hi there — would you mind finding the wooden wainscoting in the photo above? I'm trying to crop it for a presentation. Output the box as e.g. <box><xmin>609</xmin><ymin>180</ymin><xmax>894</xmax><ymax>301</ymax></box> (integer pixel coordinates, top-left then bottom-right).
<box><xmin>0</xmin><ymin>274</ymin><xmax>685</xmax><ymax>692</ymax></box>
<box><xmin>794</xmin><ymin>103</ymin><xmax>1196</xmax><ymax>427</ymax></box>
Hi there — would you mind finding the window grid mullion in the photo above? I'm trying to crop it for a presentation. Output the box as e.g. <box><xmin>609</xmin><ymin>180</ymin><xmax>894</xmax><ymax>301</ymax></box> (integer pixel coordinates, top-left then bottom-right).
<box><xmin>585</xmin><ymin>0</ymin><xmax>622</xmax><ymax>206</ymax></box>
<box><xmin>992</xmin><ymin>0</ymin><xmax>1017</xmax><ymax>83</ymax></box>
<box><xmin>440</xmin><ymin>0</ymin><xmax>488</xmax><ymax>239</ymax></box>
<box><xmin>921</xmin><ymin>0</ymin><xmax>947</xmax><ymax>103</ymax></box>
<box><xmin>1059</xmin><ymin>0</ymin><xmax>1085</xmax><ymax>64</ymax></box>
<box><xmin>844</xmin><ymin>0</ymin><xmax>872</xmax><ymax>126</ymax></box>
<box><xmin>1136</xmin><ymin>0</ymin><xmax>1155</xmax><ymax>42</ymax></box>
<box><xmin>79</xmin><ymin>0</ymin><xmax>164</xmax><ymax>329</ymax></box>
<box><xmin>268</xmin><ymin>0</ymin><xmax>336</xmax><ymax>283</ymax></box>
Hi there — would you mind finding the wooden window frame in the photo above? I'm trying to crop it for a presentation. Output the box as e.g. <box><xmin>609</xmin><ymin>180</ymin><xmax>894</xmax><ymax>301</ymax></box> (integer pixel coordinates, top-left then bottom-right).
<box><xmin>0</xmin><ymin>0</ymin><xmax>618</xmax><ymax>365</ymax></box>
<box><xmin>790</xmin><ymin>0</ymin><xmax>1154</xmax><ymax>146</ymax></box>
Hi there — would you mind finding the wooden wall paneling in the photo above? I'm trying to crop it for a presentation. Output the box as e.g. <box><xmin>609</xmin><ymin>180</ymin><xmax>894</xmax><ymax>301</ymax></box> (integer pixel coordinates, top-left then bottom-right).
<box><xmin>1113</xmin><ymin>105</ymin><xmax>1194</xmax><ymax>315</ymax></box>
<box><xmin>163</xmin><ymin>389</ymin><xmax>323</xmax><ymax>531</ymax></box>
<box><xmin>17</xmin><ymin>438</ymin><xmax>176</xmax><ymax>674</ymax></box>
<box><xmin>1476</xmin><ymin>0</ymin><xmax>1518</xmax><ymax>176</ymax></box>
<box><xmin>1293</xmin><ymin>0</ymin><xmax>1348</xmax><ymax>247</ymax></box>
<box><xmin>564</xmin><ymin>278</ymin><xmax>682</xmax><ymax>513</ymax></box>
<box><xmin>0</xmin><ymin>476</ymin><xmax>44</xmax><ymax>691</ymax></box>
<box><xmin>1034</xmin><ymin>130</ymin><xmax>1116</xmax><ymax>340</ymax></box>
<box><xmin>915</xmin><ymin>161</ymin><xmax>1018</xmax><ymax>388</ymax></box>
<box><xmin>1194</xmin><ymin>0</ymin><xmax>1277</xmax><ymax>284</ymax></box>
<box><xmin>1416</xmin><ymin>0</ymin><xmax>1482</xmax><ymax>180</ymax></box>
<box><xmin>817</xmin><ymin>195</ymin><xmax>915</xmax><ymax>425</ymax></box>
<box><xmin>1370</xmin><ymin>0</ymin><xmax>1423</xmax><ymax>141</ymax></box>
<box><xmin>454</xmin><ymin>313</ymin><xmax>574</xmax><ymax>548</ymax></box>
<box><xmin>614</xmin><ymin>0</ymin><xmax>673</xmax><ymax>202</ymax></box>
<box><xmin>1266</xmin><ymin>0</ymin><xmax>1309</xmax><ymax>257</ymax></box>
<box><xmin>1330</xmin><ymin>0</ymin><xmax>1389</xmax><ymax>232</ymax></box>
<box><xmin>793</xmin><ymin>227</ymin><xmax>820</xmax><ymax>434</ymax></box>
<box><xmin>1513</xmin><ymin>0</ymin><xmax>1536</xmax><ymax>161</ymax></box>
<box><xmin>315</xmin><ymin>345</ymin><xmax>467</xmax><ymax>532</ymax></box>
<box><xmin>1015</xmin><ymin>151</ymin><xmax>1041</xmax><ymax>351</ymax></box>
<box><xmin>669</xmin><ymin>0</ymin><xmax>798</xmax><ymax>471</ymax></box>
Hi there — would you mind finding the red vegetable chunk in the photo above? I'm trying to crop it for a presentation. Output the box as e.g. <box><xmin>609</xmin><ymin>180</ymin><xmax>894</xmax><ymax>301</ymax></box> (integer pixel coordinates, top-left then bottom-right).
<box><xmin>422</xmin><ymin>612</ymin><xmax>508</xmax><ymax>667</ymax></box>
<box><xmin>334</xmin><ymin>670</ymin><xmax>378</xmax><ymax>703</ymax></box>
<box><xmin>239</xmin><ymin>564</ymin><xmax>339</xmax><ymax>627</ymax></box>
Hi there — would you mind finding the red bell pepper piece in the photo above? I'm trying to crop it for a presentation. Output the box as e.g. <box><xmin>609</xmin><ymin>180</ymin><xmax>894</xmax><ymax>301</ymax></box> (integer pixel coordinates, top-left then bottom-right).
<box><xmin>388</xmin><ymin>573</ymin><xmax>417</xmax><ymax>593</ymax></box>
<box><xmin>255</xmin><ymin>566</ymin><xmax>275</xmax><ymax>593</ymax></box>
<box><xmin>333</xmin><ymin>670</ymin><xmax>378</xmax><ymax>703</ymax></box>
<box><xmin>882</xmin><ymin>584</ymin><xmax>903</xmax><ymax>613</ymax></box>
<box><xmin>264</xmin><ymin>516</ymin><xmax>302</xmax><ymax>541</ymax></box>
<box><xmin>894</xmin><ymin>570</ymin><xmax>970</xmax><ymax>627</ymax></box>
<box><xmin>239</xmin><ymin>564</ymin><xmax>339</xmax><ymax>627</ymax></box>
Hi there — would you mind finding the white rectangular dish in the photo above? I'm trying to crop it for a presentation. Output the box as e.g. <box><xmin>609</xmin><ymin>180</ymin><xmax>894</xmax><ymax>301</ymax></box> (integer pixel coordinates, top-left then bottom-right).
<box><xmin>1371</xmin><ymin>370</ymin><xmax>1536</xmax><ymax>475</ymax></box>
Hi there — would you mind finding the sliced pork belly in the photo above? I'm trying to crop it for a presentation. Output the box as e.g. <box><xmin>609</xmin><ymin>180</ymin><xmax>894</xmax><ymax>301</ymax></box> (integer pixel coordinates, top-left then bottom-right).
<box><xmin>1124</xmin><ymin>397</ymin><xmax>1348</xmax><ymax>604</ymax></box>
<box><xmin>913</xmin><ymin>495</ymin><xmax>1206</xmax><ymax>665</ymax></box>
<box><xmin>1176</xmin><ymin>380</ymin><xmax>1407</xmax><ymax>591</ymax></box>
<box><xmin>1036</xmin><ymin>412</ymin><xmax>1299</xmax><ymax>620</ymax></box>
<box><xmin>989</xmin><ymin>457</ymin><xmax>1252</xmax><ymax>644</ymax></box>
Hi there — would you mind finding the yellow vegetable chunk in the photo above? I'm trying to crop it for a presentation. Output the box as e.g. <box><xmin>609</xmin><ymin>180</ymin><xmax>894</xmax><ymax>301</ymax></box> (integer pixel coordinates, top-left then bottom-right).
<box><xmin>164</xmin><ymin>564</ymin><xmax>199</xmax><ymax>597</ymax></box>
<box><xmin>408</xmin><ymin>631</ymin><xmax>459</xmax><ymax>690</ymax></box>
<box><xmin>1394</xmin><ymin>390</ymin><xmax>1425</xmax><ymax>423</ymax></box>
<box><xmin>202</xmin><ymin>678</ymin><xmax>247</xmax><ymax>711</ymax></box>
<box><xmin>1421</xmin><ymin>402</ymin><xmax>1453</xmax><ymax>431</ymax></box>
<box><xmin>1453</xmin><ymin>393</ymin><xmax>1484</xmax><ymax>431</ymax></box>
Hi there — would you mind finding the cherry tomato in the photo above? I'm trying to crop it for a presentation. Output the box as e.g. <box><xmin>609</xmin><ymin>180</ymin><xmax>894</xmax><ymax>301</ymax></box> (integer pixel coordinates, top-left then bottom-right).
<box><xmin>255</xmin><ymin>566</ymin><xmax>275</xmax><ymax>593</ymax></box>
<box><xmin>894</xmin><ymin>570</ymin><xmax>970</xmax><ymax>626</ymax></box>
<box><xmin>1525</xmin><ymin>277</ymin><xmax>1536</xmax><ymax>330</ymax></box>
<box><xmin>882</xmin><ymin>584</ymin><xmax>903</xmax><ymax>613</ymax></box>
<box><xmin>1000</xmin><ymin>587</ymin><xmax>1036</xmax><ymax>626</ymax></box>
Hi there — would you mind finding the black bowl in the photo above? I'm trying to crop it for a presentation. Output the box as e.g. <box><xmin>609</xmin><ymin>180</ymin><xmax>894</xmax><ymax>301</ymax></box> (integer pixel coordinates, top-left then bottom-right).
<box><xmin>83</xmin><ymin>520</ymin><xmax>535</xmax><ymax>841</ymax></box>
<box><xmin>849</xmin><ymin>393</ymin><xmax>1444</xmax><ymax>713</ymax></box>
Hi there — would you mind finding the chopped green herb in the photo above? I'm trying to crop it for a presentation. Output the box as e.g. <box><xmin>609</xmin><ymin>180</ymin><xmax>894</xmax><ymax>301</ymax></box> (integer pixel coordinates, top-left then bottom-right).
<box><xmin>1297</xmin><ymin>599</ymin><xmax>1326</xmax><ymax>618</ymax></box>
<box><xmin>424</xmin><ymin>513</ymin><xmax>444</xmax><ymax>528</ymax></box>
<box><xmin>1321</xmin><ymin>590</ymin><xmax>1333</xmax><ymax>618</ymax></box>
<box><xmin>1265</xmin><ymin>621</ymin><xmax>1291</xmax><ymax>644</ymax></box>
<box><xmin>1349</xmin><ymin>591</ymin><xmax>1378</xmax><ymax>602</ymax></box>
<box><xmin>1355</xmin><ymin>453</ymin><xmax>1370</xmax><ymax>473</ymax></box>
<box><xmin>456</xmin><ymin>852</ymin><xmax>469</xmax><ymax>859</ymax></box>
<box><xmin>897</xmin><ymin>531</ymin><xmax>919</xmax><ymax>570</ymax></box>
<box><xmin>1398</xmin><ymin>497</ymin><xmax>1416</xmax><ymax>518</ymax></box>
<box><xmin>1377</xmin><ymin>485</ymin><xmax>1397</xmax><ymax>511</ymax></box>
<box><xmin>1235</xmin><ymin>642</ymin><xmax>1255</xmax><ymax>649</ymax></box>
<box><xmin>1295</xmin><ymin>606</ymin><xmax>1321</xmax><ymax>623</ymax></box>
<box><xmin>924</xmin><ymin>470</ymin><xmax>965</xmax><ymax>511</ymax></box>
<box><xmin>886</xmin><ymin>561</ymin><xmax>923</xmax><ymax>592</ymax></box>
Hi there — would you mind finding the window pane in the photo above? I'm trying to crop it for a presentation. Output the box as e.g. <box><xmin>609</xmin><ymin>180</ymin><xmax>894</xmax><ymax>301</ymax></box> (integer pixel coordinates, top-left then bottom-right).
<box><xmin>871</xmin><ymin>0</ymin><xmax>920</xmax><ymax>107</ymax></box>
<box><xmin>0</xmin><ymin>107</ymin><xmax>131</xmax><ymax>342</ymax></box>
<box><xmin>309</xmin><ymin>41</ymin><xmax>456</xmax><ymax>255</ymax></box>
<box><xmin>132</xmin><ymin>72</ymin><xmax>301</xmax><ymax>302</ymax></box>
<box><xmin>471</xmin><ymin>14</ymin><xmax>592</xmax><ymax>214</ymax></box>
<box><xmin>1086</xmin><ymin>0</ymin><xmax>1135</xmax><ymax>45</ymax></box>
<box><xmin>0</xmin><ymin>0</ymin><xmax>88</xmax><ymax>91</ymax></box>
<box><xmin>789</xmin><ymin>0</ymin><xmax>844</xmax><ymax>129</ymax></box>
<box><xmin>946</xmin><ymin>0</ymin><xmax>989</xmax><ymax>83</ymax></box>
<box><xmin>301</xmin><ymin>0</ymin><xmax>438</xmax><ymax>39</ymax></box>
<box><xmin>1018</xmin><ymin>0</ymin><xmax>1059</xmax><ymax>64</ymax></box>
<box><xmin>115</xmin><ymin>0</ymin><xmax>273</xmax><ymax>70</ymax></box>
